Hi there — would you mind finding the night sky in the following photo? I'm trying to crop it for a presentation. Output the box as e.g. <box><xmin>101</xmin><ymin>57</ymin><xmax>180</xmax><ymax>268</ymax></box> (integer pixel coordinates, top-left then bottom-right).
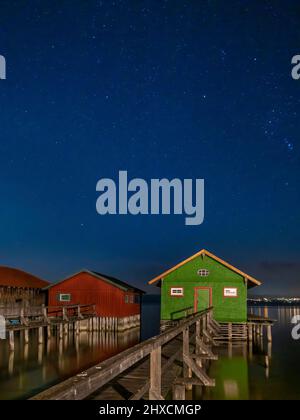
<box><xmin>0</xmin><ymin>1</ymin><xmax>300</xmax><ymax>296</ymax></box>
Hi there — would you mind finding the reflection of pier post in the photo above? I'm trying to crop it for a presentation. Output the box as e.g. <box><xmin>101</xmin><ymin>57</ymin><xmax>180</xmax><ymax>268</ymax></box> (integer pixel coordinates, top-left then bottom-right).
<box><xmin>8</xmin><ymin>351</ymin><xmax>14</xmax><ymax>375</ymax></box>
<box><xmin>24</xmin><ymin>329</ymin><xmax>29</xmax><ymax>344</ymax></box>
<box><xmin>248</xmin><ymin>342</ymin><xmax>253</xmax><ymax>361</ymax></box>
<box><xmin>24</xmin><ymin>343</ymin><xmax>29</xmax><ymax>361</ymax></box>
<box><xmin>267</xmin><ymin>325</ymin><xmax>272</xmax><ymax>342</ymax></box>
<box><xmin>228</xmin><ymin>341</ymin><xmax>232</xmax><ymax>358</ymax></box>
<box><xmin>38</xmin><ymin>344</ymin><xmax>43</xmax><ymax>365</ymax></box>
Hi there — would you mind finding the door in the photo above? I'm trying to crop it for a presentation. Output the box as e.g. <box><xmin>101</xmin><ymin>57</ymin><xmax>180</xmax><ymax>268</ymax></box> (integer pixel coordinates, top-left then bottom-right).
<box><xmin>194</xmin><ymin>287</ymin><xmax>212</xmax><ymax>312</ymax></box>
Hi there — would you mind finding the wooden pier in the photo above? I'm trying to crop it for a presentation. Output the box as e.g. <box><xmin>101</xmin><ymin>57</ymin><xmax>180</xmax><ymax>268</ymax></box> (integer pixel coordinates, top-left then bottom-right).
<box><xmin>3</xmin><ymin>304</ymin><xmax>96</xmax><ymax>351</ymax></box>
<box><xmin>2</xmin><ymin>304</ymin><xmax>141</xmax><ymax>351</ymax></box>
<box><xmin>31</xmin><ymin>307</ymin><xmax>219</xmax><ymax>400</ymax></box>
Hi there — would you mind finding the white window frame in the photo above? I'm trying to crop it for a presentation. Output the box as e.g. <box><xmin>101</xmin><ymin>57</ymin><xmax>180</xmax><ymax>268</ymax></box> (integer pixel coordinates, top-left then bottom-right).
<box><xmin>223</xmin><ymin>287</ymin><xmax>238</xmax><ymax>298</ymax></box>
<box><xmin>170</xmin><ymin>287</ymin><xmax>184</xmax><ymax>297</ymax></box>
<box><xmin>58</xmin><ymin>293</ymin><xmax>71</xmax><ymax>302</ymax></box>
<box><xmin>197</xmin><ymin>269</ymin><xmax>210</xmax><ymax>277</ymax></box>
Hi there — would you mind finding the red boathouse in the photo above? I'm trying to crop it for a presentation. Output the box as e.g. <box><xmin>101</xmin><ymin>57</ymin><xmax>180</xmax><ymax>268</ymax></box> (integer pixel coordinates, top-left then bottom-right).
<box><xmin>45</xmin><ymin>270</ymin><xmax>144</xmax><ymax>330</ymax></box>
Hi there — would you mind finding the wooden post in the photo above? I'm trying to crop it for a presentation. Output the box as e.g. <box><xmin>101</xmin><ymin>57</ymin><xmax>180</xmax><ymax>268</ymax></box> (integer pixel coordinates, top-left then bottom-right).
<box><xmin>264</xmin><ymin>307</ymin><xmax>269</xmax><ymax>319</ymax></box>
<box><xmin>47</xmin><ymin>326</ymin><xmax>51</xmax><ymax>339</ymax></box>
<box><xmin>196</xmin><ymin>320</ymin><xmax>201</xmax><ymax>338</ymax></box>
<box><xmin>62</xmin><ymin>307</ymin><xmax>68</xmax><ymax>322</ymax></box>
<box><xmin>243</xmin><ymin>323</ymin><xmax>247</xmax><ymax>339</ymax></box>
<box><xmin>9</xmin><ymin>330</ymin><xmax>14</xmax><ymax>351</ymax></box>
<box><xmin>183</xmin><ymin>327</ymin><xmax>192</xmax><ymax>390</ymax></box>
<box><xmin>267</xmin><ymin>325</ymin><xmax>272</xmax><ymax>342</ymax></box>
<box><xmin>260</xmin><ymin>324</ymin><xmax>263</xmax><ymax>336</ymax></box>
<box><xmin>248</xmin><ymin>323</ymin><xmax>253</xmax><ymax>341</ymax></box>
<box><xmin>59</xmin><ymin>323</ymin><xmax>63</xmax><ymax>339</ymax></box>
<box><xmin>20</xmin><ymin>308</ymin><xmax>28</xmax><ymax>326</ymax></box>
<box><xmin>228</xmin><ymin>323</ymin><xmax>232</xmax><ymax>341</ymax></box>
<box><xmin>42</xmin><ymin>305</ymin><xmax>49</xmax><ymax>323</ymax></box>
<box><xmin>206</xmin><ymin>313</ymin><xmax>210</xmax><ymax>332</ymax></box>
<box><xmin>64</xmin><ymin>323</ymin><xmax>68</xmax><ymax>335</ymax></box>
<box><xmin>202</xmin><ymin>316</ymin><xmax>206</xmax><ymax>335</ymax></box>
<box><xmin>38</xmin><ymin>327</ymin><xmax>43</xmax><ymax>344</ymax></box>
<box><xmin>149</xmin><ymin>346</ymin><xmax>162</xmax><ymax>400</ymax></box>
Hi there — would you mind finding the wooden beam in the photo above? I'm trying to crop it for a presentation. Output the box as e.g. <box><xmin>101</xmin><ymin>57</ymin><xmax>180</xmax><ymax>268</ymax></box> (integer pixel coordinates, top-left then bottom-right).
<box><xmin>149</xmin><ymin>346</ymin><xmax>163</xmax><ymax>400</ymax></box>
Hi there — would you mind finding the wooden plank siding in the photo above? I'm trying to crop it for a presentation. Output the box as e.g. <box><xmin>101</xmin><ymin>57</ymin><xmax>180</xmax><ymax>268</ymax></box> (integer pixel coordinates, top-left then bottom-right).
<box><xmin>47</xmin><ymin>272</ymin><xmax>141</xmax><ymax>318</ymax></box>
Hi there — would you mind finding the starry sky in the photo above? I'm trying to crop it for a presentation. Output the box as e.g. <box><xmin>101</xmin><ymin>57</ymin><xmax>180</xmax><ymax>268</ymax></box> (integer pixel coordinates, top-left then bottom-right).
<box><xmin>0</xmin><ymin>0</ymin><xmax>300</xmax><ymax>296</ymax></box>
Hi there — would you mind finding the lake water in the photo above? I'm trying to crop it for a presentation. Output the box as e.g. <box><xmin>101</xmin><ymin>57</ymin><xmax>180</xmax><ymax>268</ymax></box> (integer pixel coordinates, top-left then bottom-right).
<box><xmin>0</xmin><ymin>303</ymin><xmax>299</xmax><ymax>400</ymax></box>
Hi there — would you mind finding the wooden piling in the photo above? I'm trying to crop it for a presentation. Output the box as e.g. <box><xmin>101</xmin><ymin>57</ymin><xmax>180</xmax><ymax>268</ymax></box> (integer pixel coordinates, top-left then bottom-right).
<box><xmin>149</xmin><ymin>346</ymin><xmax>162</xmax><ymax>400</ymax></box>
<box><xmin>248</xmin><ymin>323</ymin><xmax>253</xmax><ymax>341</ymax></box>
<box><xmin>9</xmin><ymin>330</ymin><xmax>14</xmax><ymax>351</ymax></box>
<box><xmin>38</xmin><ymin>326</ymin><xmax>43</xmax><ymax>344</ymax></box>
<box><xmin>59</xmin><ymin>323</ymin><xmax>63</xmax><ymax>340</ymax></box>
<box><xmin>183</xmin><ymin>327</ymin><xmax>192</xmax><ymax>389</ymax></box>
<box><xmin>228</xmin><ymin>322</ymin><xmax>232</xmax><ymax>341</ymax></box>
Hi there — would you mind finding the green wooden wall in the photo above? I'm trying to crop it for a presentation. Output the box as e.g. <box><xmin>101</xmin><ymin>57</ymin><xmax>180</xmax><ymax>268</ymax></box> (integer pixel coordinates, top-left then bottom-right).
<box><xmin>161</xmin><ymin>254</ymin><xmax>247</xmax><ymax>322</ymax></box>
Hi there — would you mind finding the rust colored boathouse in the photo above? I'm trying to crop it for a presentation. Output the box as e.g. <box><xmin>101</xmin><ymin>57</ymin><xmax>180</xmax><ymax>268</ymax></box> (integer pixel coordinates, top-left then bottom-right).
<box><xmin>0</xmin><ymin>266</ymin><xmax>49</xmax><ymax>307</ymax></box>
<box><xmin>45</xmin><ymin>270</ymin><xmax>144</xmax><ymax>330</ymax></box>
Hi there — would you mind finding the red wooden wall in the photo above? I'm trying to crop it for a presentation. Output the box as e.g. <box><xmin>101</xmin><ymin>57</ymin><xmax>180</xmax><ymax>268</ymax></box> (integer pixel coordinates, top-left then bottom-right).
<box><xmin>47</xmin><ymin>272</ymin><xmax>141</xmax><ymax>317</ymax></box>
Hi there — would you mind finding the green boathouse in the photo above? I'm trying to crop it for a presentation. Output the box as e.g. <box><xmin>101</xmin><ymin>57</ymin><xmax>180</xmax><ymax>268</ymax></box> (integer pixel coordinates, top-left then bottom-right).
<box><xmin>148</xmin><ymin>249</ymin><xmax>261</xmax><ymax>323</ymax></box>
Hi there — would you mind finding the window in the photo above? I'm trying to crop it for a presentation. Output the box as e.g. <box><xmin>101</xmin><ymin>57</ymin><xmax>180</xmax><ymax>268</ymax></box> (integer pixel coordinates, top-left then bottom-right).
<box><xmin>223</xmin><ymin>287</ymin><xmax>238</xmax><ymax>297</ymax></box>
<box><xmin>125</xmin><ymin>295</ymin><xmax>129</xmax><ymax>303</ymax></box>
<box><xmin>170</xmin><ymin>287</ymin><xmax>184</xmax><ymax>297</ymax></box>
<box><xmin>130</xmin><ymin>295</ymin><xmax>134</xmax><ymax>304</ymax></box>
<box><xmin>58</xmin><ymin>293</ymin><xmax>71</xmax><ymax>302</ymax></box>
<box><xmin>134</xmin><ymin>294</ymin><xmax>140</xmax><ymax>304</ymax></box>
<box><xmin>197</xmin><ymin>269</ymin><xmax>209</xmax><ymax>277</ymax></box>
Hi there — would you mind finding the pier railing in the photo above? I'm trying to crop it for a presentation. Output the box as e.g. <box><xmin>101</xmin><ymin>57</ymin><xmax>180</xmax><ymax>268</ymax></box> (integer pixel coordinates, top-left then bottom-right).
<box><xmin>31</xmin><ymin>306</ymin><xmax>218</xmax><ymax>400</ymax></box>
<box><xmin>2</xmin><ymin>303</ymin><xmax>96</xmax><ymax>327</ymax></box>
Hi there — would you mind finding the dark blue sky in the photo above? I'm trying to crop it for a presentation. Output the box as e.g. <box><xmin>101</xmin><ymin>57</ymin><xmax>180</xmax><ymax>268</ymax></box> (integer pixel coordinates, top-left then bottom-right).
<box><xmin>0</xmin><ymin>0</ymin><xmax>299</xmax><ymax>295</ymax></box>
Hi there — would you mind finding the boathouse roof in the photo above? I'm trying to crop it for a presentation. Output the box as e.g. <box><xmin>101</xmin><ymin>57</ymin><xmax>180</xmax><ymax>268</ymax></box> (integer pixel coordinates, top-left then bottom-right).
<box><xmin>44</xmin><ymin>269</ymin><xmax>145</xmax><ymax>294</ymax></box>
<box><xmin>0</xmin><ymin>266</ymin><xmax>49</xmax><ymax>289</ymax></box>
<box><xmin>148</xmin><ymin>249</ymin><xmax>262</xmax><ymax>288</ymax></box>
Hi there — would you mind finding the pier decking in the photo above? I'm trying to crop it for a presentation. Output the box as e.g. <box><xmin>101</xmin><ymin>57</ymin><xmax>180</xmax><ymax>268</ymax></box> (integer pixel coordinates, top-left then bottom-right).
<box><xmin>25</xmin><ymin>306</ymin><xmax>274</xmax><ymax>400</ymax></box>
<box><xmin>31</xmin><ymin>307</ymin><xmax>219</xmax><ymax>400</ymax></box>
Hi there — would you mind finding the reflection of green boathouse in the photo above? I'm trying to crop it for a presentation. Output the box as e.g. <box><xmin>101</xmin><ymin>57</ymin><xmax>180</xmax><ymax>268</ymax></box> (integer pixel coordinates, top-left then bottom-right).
<box><xmin>204</xmin><ymin>355</ymin><xmax>249</xmax><ymax>400</ymax></box>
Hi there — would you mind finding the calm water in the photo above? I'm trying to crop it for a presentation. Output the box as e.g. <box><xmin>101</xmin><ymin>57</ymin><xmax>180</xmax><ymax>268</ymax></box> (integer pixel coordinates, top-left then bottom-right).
<box><xmin>202</xmin><ymin>306</ymin><xmax>300</xmax><ymax>400</ymax></box>
<box><xmin>0</xmin><ymin>304</ymin><xmax>299</xmax><ymax>400</ymax></box>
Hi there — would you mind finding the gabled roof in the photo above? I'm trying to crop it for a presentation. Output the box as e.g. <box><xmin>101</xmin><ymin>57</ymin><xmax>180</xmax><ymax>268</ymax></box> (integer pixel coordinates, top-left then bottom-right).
<box><xmin>148</xmin><ymin>249</ymin><xmax>261</xmax><ymax>288</ymax></box>
<box><xmin>44</xmin><ymin>269</ymin><xmax>145</xmax><ymax>294</ymax></box>
<box><xmin>0</xmin><ymin>266</ymin><xmax>49</xmax><ymax>289</ymax></box>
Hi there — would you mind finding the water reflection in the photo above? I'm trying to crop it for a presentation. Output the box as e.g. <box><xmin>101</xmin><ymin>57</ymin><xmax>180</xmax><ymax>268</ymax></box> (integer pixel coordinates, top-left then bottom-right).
<box><xmin>0</xmin><ymin>327</ymin><xmax>140</xmax><ymax>400</ymax></box>
<box><xmin>1</xmin><ymin>305</ymin><xmax>300</xmax><ymax>400</ymax></box>
<box><xmin>202</xmin><ymin>306</ymin><xmax>300</xmax><ymax>400</ymax></box>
